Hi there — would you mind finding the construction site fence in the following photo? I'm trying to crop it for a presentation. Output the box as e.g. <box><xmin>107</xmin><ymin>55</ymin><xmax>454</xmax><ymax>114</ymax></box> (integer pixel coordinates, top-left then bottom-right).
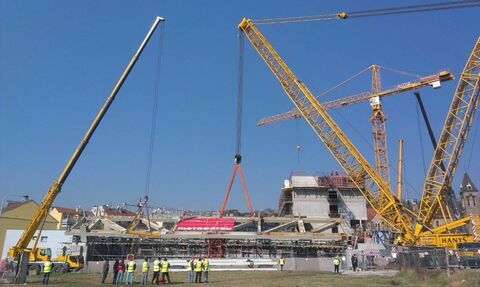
<box><xmin>396</xmin><ymin>246</ymin><xmax>480</xmax><ymax>272</ymax></box>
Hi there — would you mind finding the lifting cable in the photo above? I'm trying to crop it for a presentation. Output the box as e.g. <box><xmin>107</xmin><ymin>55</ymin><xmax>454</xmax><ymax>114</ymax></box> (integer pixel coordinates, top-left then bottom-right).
<box><xmin>295</xmin><ymin>119</ymin><xmax>301</xmax><ymax>166</ymax></box>
<box><xmin>314</xmin><ymin>65</ymin><xmax>419</xmax><ymax>101</ymax></box>
<box><xmin>142</xmin><ymin>21</ymin><xmax>165</xmax><ymax>228</ymax></box>
<box><xmin>236</xmin><ymin>32</ymin><xmax>245</xmax><ymax>158</ymax></box>
<box><xmin>465</xmin><ymin>114</ymin><xmax>479</xmax><ymax>171</ymax></box>
<box><xmin>316</xmin><ymin>66</ymin><xmax>371</xmax><ymax>98</ymax></box>
<box><xmin>253</xmin><ymin>0</ymin><xmax>480</xmax><ymax>25</ymax></box>
<box><xmin>376</xmin><ymin>65</ymin><xmax>420</xmax><ymax>79</ymax></box>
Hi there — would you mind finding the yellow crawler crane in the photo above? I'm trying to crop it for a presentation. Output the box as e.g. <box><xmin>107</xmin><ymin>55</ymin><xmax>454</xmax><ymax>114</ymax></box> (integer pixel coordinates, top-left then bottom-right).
<box><xmin>415</xmin><ymin>38</ymin><xmax>480</xmax><ymax>239</ymax></box>
<box><xmin>238</xmin><ymin>17</ymin><xmax>479</xmax><ymax>248</ymax></box>
<box><xmin>238</xmin><ymin>17</ymin><xmax>416</xmax><ymax>243</ymax></box>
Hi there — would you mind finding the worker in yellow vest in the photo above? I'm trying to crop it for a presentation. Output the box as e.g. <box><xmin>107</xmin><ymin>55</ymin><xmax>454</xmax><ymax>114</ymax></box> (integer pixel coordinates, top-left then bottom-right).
<box><xmin>126</xmin><ymin>259</ymin><xmax>136</xmax><ymax>284</ymax></box>
<box><xmin>141</xmin><ymin>258</ymin><xmax>149</xmax><ymax>285</ymax></box>
<box><xmin>194</xmin><ymin>257</ymin><xmax>203</xmax><ymax>283</ymax></box>
<box><xmin>42</xmin><ymin>256</ymin><xmax>53</xmax><ymax>285</ymax></box>
<box><xmin>333</xmin><ymin>256</ymin><xmax>341</xmax><ymax>274</ymax></box>
<box><xmin>279</xmin><ymin>255</ymin><xmax>285</xmax><ymax>271</ymax></box>
<box><xmin>152</xmin><ymin>257</ymin><xmax>161</xmax><ymax>285</ymax></box>
<box><xmin>186</xmin><ymin>258</ymin><xmax>194</xmax><ymax>283</ymax></box>
<box><xmin>161</xmin><ymin>257</ymin><xmax>171</xmax><ymax>284</ymax></box>
<box><xmin>203</xmin><ymin>256</ymin><xmax>210</xmax><ymax>283</ymax></box>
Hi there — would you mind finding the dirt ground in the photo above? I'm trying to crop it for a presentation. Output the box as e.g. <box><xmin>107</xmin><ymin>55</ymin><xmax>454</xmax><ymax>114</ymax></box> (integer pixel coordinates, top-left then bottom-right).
<box><xmin>3</xmin><ymin>269</ymin><xmax>480</xmax><ymax>287</ymax></box>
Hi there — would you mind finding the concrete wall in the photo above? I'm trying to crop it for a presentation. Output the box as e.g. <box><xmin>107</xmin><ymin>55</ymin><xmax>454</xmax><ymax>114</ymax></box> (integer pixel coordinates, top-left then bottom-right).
<box><xmin>285</xmin><ymin>257</ymin><xmax>346</xmax><ymax>272</ymax></box>
<box><xmin>290</xmin><ymin>176</ymin><xmax>318</xmax><ymax>187</ymax></box>
<box><xmin>291</xmin><ymin>188</ymin><xmax>366</xmax><ymax>222</ymax></box>
<box><xmin>1</xmin><ymin>230</ymin><xmax>72</xmax><ymax>260</ymax></box>
<box><xmin>292</xmin><ymin>191</ymin><xmax>330</xmax><ymax>218</ymax></box>
<box><xmin>339</xmin><ymin>190</ymin><xmax>367</xmax><ymax>220</ymax></box>
<box><xmin>0</xmin><ymin>201</ymin><xmax>58</xmax><ymax>258</ymax></box>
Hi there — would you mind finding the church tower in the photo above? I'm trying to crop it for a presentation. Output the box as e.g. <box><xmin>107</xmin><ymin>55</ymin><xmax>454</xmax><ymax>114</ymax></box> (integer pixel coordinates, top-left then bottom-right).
<box><xmin>459</xmin><ymin>173</ymin><xmax>480</xmax><ymax>235</ymax></box>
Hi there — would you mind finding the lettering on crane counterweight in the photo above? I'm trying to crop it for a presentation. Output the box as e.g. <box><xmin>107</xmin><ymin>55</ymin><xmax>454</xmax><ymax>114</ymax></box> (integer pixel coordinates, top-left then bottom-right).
<box><xmin>440</xmin><ymin>237</ymin><xmax>468</xmax><ymax>244</ymax></box>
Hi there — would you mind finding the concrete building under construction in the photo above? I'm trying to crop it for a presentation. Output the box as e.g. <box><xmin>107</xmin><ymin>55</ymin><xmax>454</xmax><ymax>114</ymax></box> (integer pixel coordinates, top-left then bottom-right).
<box><xmin>278</xmin><ymin>172</ymin><xmax>367</xmax><ymax>230</ymax></box>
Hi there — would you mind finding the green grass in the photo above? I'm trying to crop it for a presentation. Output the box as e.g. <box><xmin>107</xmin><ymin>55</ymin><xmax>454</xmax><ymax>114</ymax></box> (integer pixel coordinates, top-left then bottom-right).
<box><xmin>5</xmin><ymin>269</ymin><xmax>480</xmax><ymax>286</ymax></box>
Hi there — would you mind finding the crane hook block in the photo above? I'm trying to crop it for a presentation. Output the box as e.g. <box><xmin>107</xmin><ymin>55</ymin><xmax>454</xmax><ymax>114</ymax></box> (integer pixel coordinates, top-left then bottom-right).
<box><xmin>234</xmin><ymin>154</ymin><xmax>242</xmax><ymax>164</ymax></box>
<box><xmin>336</xmin><ymin>12</ymin><xmax>348</xmax><ymax>19</ymax></box>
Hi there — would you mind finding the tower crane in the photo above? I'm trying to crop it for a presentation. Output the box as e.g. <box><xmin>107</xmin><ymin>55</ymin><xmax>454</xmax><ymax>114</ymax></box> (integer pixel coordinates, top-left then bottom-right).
<box><xmin>257</xmin><ymin>67</ymin><xmax>455</xmax><ymax>184</ymax></box>
<box><xmin>237</xmin><ymin>10</ymin><xmax>478</xmax><ymax>247</ymax></box>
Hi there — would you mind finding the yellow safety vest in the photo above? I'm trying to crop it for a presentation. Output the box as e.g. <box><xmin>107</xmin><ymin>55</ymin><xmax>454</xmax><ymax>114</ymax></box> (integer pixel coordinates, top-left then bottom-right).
<box><xmin>153</xmin><ymin>260</ymin><xmax>160</xmax><ymax>271</ymax></box>
<box><xmin>43</xmin><ymin>261</ymin><xmax>52</xmax><ymax>273</ymax></box>
<box><xmin>195</xmin><ymin>260</ymin><xmax>203</xmax><ymax>272</ymax></box>
<box><xmin>279</xmin><ymin>258</ymin><xmax>285</xmax><ymax>265</ymax></box>
<box><xmin>203</xmin><ymin>259</ymin><xmax>210</xmax><ymax>271</ymax></box>
<box><xmin>142</xmin><ymin>261</ymin><xmax>149</xmax><ymax>272</ymax></box>
<box><xmin>161</xmin><ymin>260</ymin><xmax>169</xmax><ymax>273</ymax></box>
<box><xmin>127</xmin><ymin>261</ymin><xmax>135</xmax><ymax>272</ymax></box>
<box><xmin>186</xmin><ymin>261</ymin><xmax>192</xmax><ymax>271</ymax></box>
<box><xmin>333</xmin><ymin>258</ymin><xmax>340</xmax><ymax>265</ymax></box>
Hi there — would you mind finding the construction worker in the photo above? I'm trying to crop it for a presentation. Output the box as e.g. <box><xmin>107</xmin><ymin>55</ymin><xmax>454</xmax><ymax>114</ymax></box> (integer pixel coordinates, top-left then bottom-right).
<box><xmin>42</xmin><ymin>256</ymin><xmax>53</xmax><ymax>285</ymax></box>
<box><xmin>333</xmin><ymin>256</ymin><xmax>341</xmax><ymax>274</ymax></box>
<box><xmin>161</xmin><ymin>257</ymin><xmax>171</xmax><ymax>284</ymax></box>
<box><xmin>351</xmin><ymin>254</ymin><xmax>358</xmax><ymax>272</ymax></box>
<box><xmin>101</xmin><ymin>259</ymin><xmax>109</xmax><ymax>283</ymax></box>
<box><xmin>186</xmin><ymin>258</ymin><xmax>194</xmax><ymax>284</ymax></box>
<box><xmin>126</xmin><ymin>259</ymin><xmax>136</xmax><ymax>284</ymax></box>
<box><xmin>141</xmin><ymin>258</ymin><xmax>149</xmax><ymax>285</ymax></box>
<box><xmin>203</xmin><ymin>256</ymin><xmax>210</xmax><ymax>283</ymax></box>
<box><xmin>194</xmin><ymin>257</ymin><xmax>203</xmax><ymax>283</ymax></box>
<box><xmin>278</xmin><ymin>255</ymin><xmax>285</xmax><ymax>271</ymax></box>
<box><xmin>116</xmin><ymin>259</ymin><xmax>125</xmax><ymax>285</ymax></box>
<box><xmin>152</xmin><ymin>257</ymin><xmax>161</xmax><ymax>284</ymax></box>
<box><xmin>112</xmin><ymin>259</ymin><xmax>119</xmax><ymax>284</ymax></box>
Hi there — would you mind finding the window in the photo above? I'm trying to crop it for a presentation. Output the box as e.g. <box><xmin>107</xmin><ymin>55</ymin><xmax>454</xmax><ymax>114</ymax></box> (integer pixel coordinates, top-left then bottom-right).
<box><xmin>332</xmin><ymin>226</ymin><xmax>338</xmax><ymax>233</ymax></box>
<box><xmin>40</xmin><ymin>236</ymin><xmax>48</xmax><ymax>243</ymax></box>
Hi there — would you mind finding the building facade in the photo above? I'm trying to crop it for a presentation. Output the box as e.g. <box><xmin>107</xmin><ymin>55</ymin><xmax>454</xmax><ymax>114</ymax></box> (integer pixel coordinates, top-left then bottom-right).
<box><xmin>278</xmin><ymin>173</ymin><xmax>367</xmax><ymax>229</ymax></box>
<box><xmin>0</xmin><ymin>200</ymin><xmax>58</xmax><ymax>258</ymax></box>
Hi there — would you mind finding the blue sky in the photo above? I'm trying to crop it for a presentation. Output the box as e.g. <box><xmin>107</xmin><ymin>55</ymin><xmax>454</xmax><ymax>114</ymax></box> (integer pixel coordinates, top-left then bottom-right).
<box><xmin>0</xmin><ymin>1</ymin><xmax>478</xmax><ymax>212</ymax></box>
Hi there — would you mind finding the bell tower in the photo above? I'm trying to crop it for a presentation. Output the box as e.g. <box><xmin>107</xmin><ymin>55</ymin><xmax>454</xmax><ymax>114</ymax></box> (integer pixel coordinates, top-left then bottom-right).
<box><xmin>459</xmin><ymin>173</ymin><xmax>480</xmax><ymax>234</ymax></box>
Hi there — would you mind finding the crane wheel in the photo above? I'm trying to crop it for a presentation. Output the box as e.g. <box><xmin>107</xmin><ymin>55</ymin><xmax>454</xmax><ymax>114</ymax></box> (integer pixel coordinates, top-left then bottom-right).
<box><xmin>28</xmin><ymin>264</ymin><xmax>41</xmax><ymax>275</ymax></box>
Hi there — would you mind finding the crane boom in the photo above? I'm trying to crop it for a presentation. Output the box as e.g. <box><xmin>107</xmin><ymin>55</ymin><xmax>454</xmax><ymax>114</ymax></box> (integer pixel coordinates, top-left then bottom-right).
<box><xmin>257</xmin><ymin>70</ymin><xmax>454</xmax><ymax>126</ymax></box>
<box><xmin>9</xmin><ymin>17</ymin><xmax>165</xmax><ymax>258</ymax></box>
<box><xmin>415</xmin><ymin>37</ymin><xmax>480</xmax><ymax>235</ymax></box>
<box><xmin>238</xmin><ymin>18</ymin><xmax>415</xmax><ymax>241</ymax></box>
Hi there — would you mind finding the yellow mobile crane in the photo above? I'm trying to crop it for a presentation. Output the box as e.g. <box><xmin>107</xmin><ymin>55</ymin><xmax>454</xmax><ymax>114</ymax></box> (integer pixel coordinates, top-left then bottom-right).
<box><xmin>237</xmin><ymin>6</ymin><xmax>479</xmax><ymax>247</ymax></box>
<box><xmin>8</xmin><ymin>17</ymin><xmax>165</xmax><ymax>283</ymax></box>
